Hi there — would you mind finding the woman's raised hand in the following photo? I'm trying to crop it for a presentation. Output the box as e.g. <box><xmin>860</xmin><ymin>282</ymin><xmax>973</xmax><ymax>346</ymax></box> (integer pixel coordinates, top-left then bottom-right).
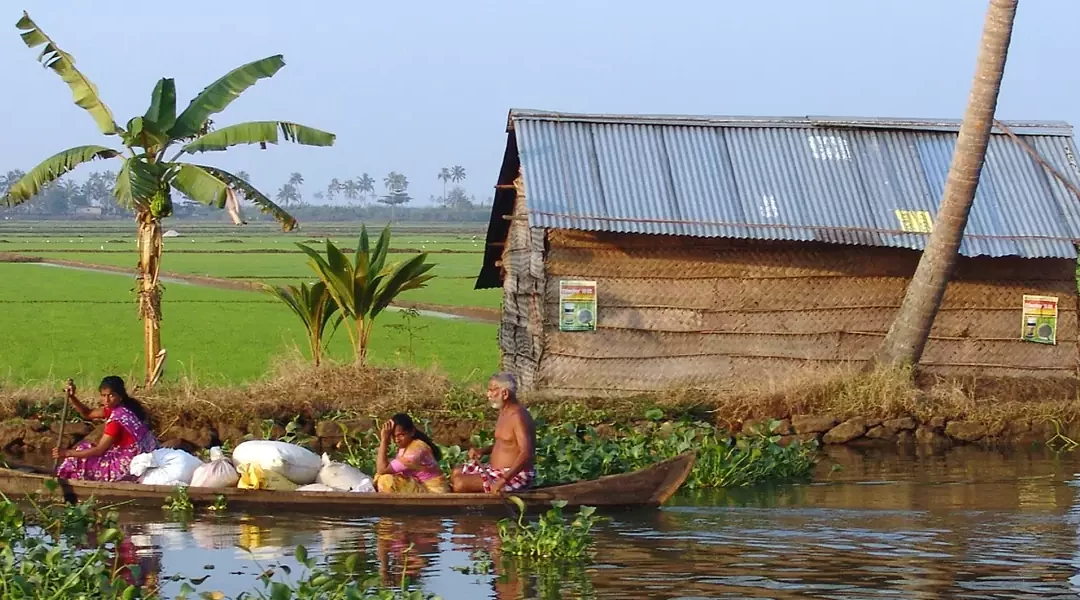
<box><xmin>64</xmin><ymin>379</ymin><xmax>75</xmax><ymax>399</ymax></box>
<box><xmin>379</xmin><ymin>419</ymin><xmax>394</xmax><ymax>442</ymax></box>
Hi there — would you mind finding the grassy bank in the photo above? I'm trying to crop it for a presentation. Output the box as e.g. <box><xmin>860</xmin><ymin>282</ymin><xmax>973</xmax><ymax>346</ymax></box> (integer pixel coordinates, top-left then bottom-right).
<box><xmin>2</xmin><ymin>360</ymin><xmax>1075</xmax><ymax>449</ymax></box>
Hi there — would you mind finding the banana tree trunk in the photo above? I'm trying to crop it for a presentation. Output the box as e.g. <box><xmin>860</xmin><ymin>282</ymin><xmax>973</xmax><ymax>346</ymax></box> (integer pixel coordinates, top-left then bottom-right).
<box><xmin>872</xmin><ymin>0</ymin><xmax>1018</xmax><ymax>369</ymax></box>
<box><xmin>136</xmin><ymin>212</ymin><xmax>164</xmax><ymax>386</ymax></box>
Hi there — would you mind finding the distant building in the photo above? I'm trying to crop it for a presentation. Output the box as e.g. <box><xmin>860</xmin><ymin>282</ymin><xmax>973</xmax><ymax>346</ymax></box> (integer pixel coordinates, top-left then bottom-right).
<box><xmin>475</xmin><ymin>110</ymin><xmax>1080</xmax><ymax>396</ymax></box>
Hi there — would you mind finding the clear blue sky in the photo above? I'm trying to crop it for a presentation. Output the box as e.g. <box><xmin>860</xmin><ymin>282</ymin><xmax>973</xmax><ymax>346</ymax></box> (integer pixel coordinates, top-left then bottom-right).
<box><xmin>0</xmin><ymin>0</ymin><xmax>1076</xmax><ymax>206</ymax></box>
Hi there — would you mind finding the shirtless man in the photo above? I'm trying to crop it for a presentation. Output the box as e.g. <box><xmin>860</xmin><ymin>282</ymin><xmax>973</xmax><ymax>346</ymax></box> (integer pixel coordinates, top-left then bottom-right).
<box><xmin>451</xmin><ymin>372</ymin><xmax>536</xmax><ymax>494</ymax></box>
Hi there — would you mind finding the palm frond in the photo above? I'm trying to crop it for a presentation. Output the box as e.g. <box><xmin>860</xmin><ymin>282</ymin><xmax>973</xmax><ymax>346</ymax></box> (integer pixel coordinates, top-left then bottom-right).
<box><xmin>181</xmin><ymin>121</ymin><xmax>335</xmax><ymax>154</ymax></box>
<box><xmin>196</xmin><ymin>165</ymin><xmax>297</xmax><ymax>232</ymax></box>
<box><xmin>16</xmin><ymin>12</ymin><xmax>119</xmax><ymax>135</ymax></box>
<box><xmin>170</xmin><ymin>55</ymin><xmax>285</xmax><ymax>139</ymax></box>
<box><xmin>2</xmin><ymin>145</ymin><xmax>119</xmax><ymax>205</ymax></box>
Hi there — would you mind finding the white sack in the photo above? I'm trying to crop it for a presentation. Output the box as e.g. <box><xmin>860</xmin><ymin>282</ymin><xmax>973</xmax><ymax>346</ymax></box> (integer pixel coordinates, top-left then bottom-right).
<box><xmin>315</xmin><ymin>453</ymin><xmax>375</xmax><ymax>493</ymax></box>
<box><xmin>231</xmin><ymin>440</ymin><xmax>321</xmax><ymax>485</ymax></box>
<box><xmin>136</xmin><ymin>448</ymin><xmax>203</xmax><ymax>486</ymax></box>
<box><xmin>190</xmin><ymin>447</ymin><xmax>239</xmax><ymax>488</ymax></box>
<box><xmin>296</xmin><ymin>483</ymin><xmax>338</xmax><ymax>492</ymax></box>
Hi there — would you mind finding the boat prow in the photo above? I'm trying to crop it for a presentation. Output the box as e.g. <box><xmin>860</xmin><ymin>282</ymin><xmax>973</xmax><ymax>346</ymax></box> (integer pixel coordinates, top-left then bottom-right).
<box><xmin>0</xmin><ymin>452</ymin><xmax>696</xmax><ymax>515</ymax></box>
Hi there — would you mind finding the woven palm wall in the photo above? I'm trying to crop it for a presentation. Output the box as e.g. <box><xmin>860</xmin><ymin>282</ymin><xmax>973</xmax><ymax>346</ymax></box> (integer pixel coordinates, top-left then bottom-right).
<box><xmin>506</xmin><ymin>228</ymin><xmax>1079</xmax><ymax>396</ymax></box>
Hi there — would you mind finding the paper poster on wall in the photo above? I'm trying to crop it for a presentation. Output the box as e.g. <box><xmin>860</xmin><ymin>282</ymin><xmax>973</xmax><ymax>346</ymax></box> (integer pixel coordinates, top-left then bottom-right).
<box><xmin>559</xmin><ymin>280</ymin><xmax>597</xmax><ymax>332</ymax></box>
<box><xmin>1021</xmin><ymin>294</ymin><xmax>1058</xmax><ymax>345</ymax></box>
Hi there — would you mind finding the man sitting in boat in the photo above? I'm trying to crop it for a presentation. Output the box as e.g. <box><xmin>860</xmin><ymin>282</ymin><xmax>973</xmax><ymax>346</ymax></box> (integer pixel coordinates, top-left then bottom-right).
<box><xmin>451</xmin><ymin>372</ymin><xmax>536</xmax><ymax>494</ymax></box>
<box><xmin>373</xmin><ymin>413</ymin><xmax>450</xmax><ymax>493</ymax></box>
<box><xmin>53</xmin><ymin>376</ymin><xmax>158</xmax><ymax>481</ymax></box>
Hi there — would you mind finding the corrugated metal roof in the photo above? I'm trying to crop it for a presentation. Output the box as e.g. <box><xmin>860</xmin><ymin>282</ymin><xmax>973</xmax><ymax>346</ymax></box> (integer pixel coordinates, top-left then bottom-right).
<box><xmin>510</xmin><ymin>109</ymin><xmax>1080</xmax><ymax>259</ymax></box>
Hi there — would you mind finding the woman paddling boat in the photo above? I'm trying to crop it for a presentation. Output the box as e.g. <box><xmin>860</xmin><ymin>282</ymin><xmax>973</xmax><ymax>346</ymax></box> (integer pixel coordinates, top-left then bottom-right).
<box><xmin>53</xmin><ymin>376</ymin><xmax>158</xmax><ymax>482</ymax></box>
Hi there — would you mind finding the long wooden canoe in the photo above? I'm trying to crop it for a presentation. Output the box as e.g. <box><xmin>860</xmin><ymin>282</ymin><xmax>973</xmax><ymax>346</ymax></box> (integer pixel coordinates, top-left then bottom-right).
<box><xmin>0</xmin><ymin>452</ymin><xmax>695</xmax><ymax>515</ymax></box>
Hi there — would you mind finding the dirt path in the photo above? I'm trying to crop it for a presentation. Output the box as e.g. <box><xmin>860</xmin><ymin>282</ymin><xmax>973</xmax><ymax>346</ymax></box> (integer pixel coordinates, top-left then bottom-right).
<box><xmin>3</xmin><ymin>253</ymin><xmax>500</xmax><ymax>324</ymax></box>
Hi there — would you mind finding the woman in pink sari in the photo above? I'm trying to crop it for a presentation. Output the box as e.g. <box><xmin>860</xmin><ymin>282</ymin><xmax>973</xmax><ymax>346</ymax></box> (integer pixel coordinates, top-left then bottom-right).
<box><xmin>373</xmin><ymin>413</ymin><xmax>450</xmax><ymax>493</ymax></box>
<box><xmin>53</xmin><ymin>376</ymin><xmax>158</xmax><ymax>482</ymax></box>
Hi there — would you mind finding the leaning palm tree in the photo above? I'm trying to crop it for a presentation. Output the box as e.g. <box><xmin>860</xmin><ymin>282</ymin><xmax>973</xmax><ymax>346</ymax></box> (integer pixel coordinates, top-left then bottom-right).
<box><xmin>872</xmin><ymin>0</ymin><xmax>1018</xmax><ymax>369</ymax></box>
<box><xmin>2</xmin><ymin>13</ymin><xmax>335</xmax><ymax>386</ymax></box>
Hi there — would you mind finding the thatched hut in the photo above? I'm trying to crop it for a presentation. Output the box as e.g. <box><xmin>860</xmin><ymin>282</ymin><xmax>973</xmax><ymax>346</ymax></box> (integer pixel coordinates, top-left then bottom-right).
<box><xmin>475</xmin><ymin>110</ymin><xmax>1080</xmax><ymax>396</ymax></box>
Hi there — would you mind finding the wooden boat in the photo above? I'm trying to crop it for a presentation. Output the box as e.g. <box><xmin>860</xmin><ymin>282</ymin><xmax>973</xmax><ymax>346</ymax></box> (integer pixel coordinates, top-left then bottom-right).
<box><xmin>0</xmin><ymin>452</ymin><xmax>695</xmax><ymax>515</ymax></box>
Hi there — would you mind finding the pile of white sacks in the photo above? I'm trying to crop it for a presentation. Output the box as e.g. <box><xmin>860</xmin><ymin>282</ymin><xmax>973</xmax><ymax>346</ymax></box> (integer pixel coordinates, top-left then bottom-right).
<box><xmin>128</xmin><ymin>440</ymin><xmax>375</xmax><ymax>492</ymax></box>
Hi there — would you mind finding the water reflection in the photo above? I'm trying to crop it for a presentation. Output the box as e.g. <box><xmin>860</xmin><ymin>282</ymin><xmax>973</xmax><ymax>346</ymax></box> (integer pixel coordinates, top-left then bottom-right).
<box><xmin>43</xmin><ymin>446</ymin><xmax>1080</xmax><ymax>598</ymax></box>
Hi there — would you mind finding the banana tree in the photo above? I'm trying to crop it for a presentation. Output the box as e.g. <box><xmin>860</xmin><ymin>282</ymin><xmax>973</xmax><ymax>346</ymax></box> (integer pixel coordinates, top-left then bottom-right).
<box><xmin>263</xmin><ymin>281</ymin><xmax>342</xmax><ymax>367</ymax></box>
<box><xmin>1</xmin><ymin>13</ymin><xmax>335</xmax><ymax>386</ymax></box>
<box><xmin>297</xmin><ymin>224</ymin><xmax>436</xmax><ymax>365</ymax></box>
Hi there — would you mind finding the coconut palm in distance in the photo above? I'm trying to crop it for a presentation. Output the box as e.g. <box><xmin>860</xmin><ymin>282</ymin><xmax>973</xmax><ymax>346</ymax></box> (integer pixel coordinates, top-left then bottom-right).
<box><xmin>450</xmin><ymin>165</ymin><xmax>466</xmax><ymax>185</ymax></box>
<box><xmin>356</xmin><ymin>173</ymin><xmax>376</xmax><ymax>205</ymax></box>
<box><xmin>438</xmin><ymin>167</ymin><xmax>451</xmax><ymax>201</ymax></box>
<box><xmin>2</xmin><ymin>12</ymin><xmax>336</xmax><ymax>387</ymax></box>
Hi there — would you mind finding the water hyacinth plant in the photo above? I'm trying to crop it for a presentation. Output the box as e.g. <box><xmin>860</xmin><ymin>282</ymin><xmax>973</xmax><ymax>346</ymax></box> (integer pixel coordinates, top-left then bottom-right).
<box><xmin>497</xmin><ymin>499</ymin><xmax>603</xmax><ymax>560</ymax></box>
<box><xmin>333</xmin><ymin>415</ymin><xmax>816</xmax><ymax>489</ymax></box>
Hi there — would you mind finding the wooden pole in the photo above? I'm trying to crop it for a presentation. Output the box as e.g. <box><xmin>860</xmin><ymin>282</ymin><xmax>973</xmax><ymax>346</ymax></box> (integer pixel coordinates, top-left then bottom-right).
<box><xmin>53</xmin><ymin>378</ymin><xmax>72</xmax><ymax>473</ymax></box>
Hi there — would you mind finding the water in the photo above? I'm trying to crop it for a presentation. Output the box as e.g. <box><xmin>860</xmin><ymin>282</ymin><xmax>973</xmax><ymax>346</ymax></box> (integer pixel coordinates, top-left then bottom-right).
<box><xmin>38</xmin><ymin>446</ymin><xmax>1080</xmax><ymax>598</ymax></box>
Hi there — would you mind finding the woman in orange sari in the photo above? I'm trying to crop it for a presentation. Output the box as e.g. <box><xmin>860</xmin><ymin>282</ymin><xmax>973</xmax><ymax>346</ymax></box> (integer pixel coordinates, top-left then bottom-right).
<box><xmin>374</xmin><ymin>414</ymin><xmax>449</xmax><ymax>493</ymax></box>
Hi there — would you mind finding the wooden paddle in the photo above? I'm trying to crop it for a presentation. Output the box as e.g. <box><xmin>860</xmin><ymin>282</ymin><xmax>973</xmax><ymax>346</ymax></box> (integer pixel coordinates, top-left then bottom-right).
<box><xmin>52</xmin><ymin>379</ymin><xmax>73</xmax><ymax>472</ymax></box>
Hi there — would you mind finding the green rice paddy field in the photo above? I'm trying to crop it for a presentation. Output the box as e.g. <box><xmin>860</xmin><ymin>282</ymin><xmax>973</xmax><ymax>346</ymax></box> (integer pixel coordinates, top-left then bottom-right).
<box><xmin>0</xmin><ymin>221</ymin><xmax>501</xmax><ymax>387</ymax></box>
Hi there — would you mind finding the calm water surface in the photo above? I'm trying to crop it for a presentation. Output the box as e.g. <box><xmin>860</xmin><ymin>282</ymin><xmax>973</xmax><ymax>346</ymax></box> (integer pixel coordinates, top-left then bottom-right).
<box><xmin>66</xmin><ymin>447</ymin><xmax>1080</xmax><ymax>598</ymax></box>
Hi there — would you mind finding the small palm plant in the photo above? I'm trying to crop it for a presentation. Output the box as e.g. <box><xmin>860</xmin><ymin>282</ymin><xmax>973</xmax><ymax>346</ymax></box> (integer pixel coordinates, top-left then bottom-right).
<box><xmin>292</xmin><ymin>224</ymin><xmax>436</xmax><ymax>365</ymax></box>
<box><xmin>263</xmin><ymin>281</ymin><xmax>342</xmax><ymax>367</ymax></box>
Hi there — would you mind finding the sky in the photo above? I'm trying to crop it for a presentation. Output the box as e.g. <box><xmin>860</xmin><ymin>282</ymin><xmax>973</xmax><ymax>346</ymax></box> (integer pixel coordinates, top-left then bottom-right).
<box><xmin>1</xmin><ymin>0</ymin><xmax>1077</xmax><ymax>206</ymax></box>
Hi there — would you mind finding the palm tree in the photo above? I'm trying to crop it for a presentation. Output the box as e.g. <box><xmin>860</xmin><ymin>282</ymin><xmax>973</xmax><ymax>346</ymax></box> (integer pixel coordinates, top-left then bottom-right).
<box><xmin>2</xmin><ymin>13</ymin><xmax>335</xmax><ymax>386</ymax></box>
<box><xmin>383</xmin><ymin>171</ymin><xmax>408</xmax><ymax>194</ymax></box>
<box><xmin>235</xmin><ymin>170</ymin><xmax>251</xmax><ymax>182</ymax></box>
<box><xmin>276</xmin><ymin>183</ymin><xmax>298</xmax><ymax>207</ymax></box>
<box><xmin>450</xmin><ymin>165</ymin><xmax>466</xmax><ymax>185</ymax></box>
<box><xmin>326</xmin><ymin>177</ymin><xmax>341</xmax><ymax>204</ymax></box>
<box><xmin>438</xmin><ymin>167</ymin><xmax>451</xmax><ymax>201</ymax></box>
<box><xmin>356</xmin><ymin>173</ymin><xmax>375</xmax><ymax>204</ymax></box>
<box><xmin>872</xmin><ymin>0</ymin><xmax>1018</xmax><ymax>370</ymax></box>
<box><xmin>341</xmin><ymin>179</ymin><xmax>361</xmax><ymax>203</ymax></box>
<box><xmin>288</xmin><ymin>172</ymin><xmax>304</xmax><ymax>204</ymax></box>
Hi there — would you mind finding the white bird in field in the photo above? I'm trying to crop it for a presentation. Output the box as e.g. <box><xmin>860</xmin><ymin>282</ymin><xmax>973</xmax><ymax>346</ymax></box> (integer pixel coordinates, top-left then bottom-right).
<box><xmin>100</xmin><ymin>245</ymin><xmax>104</xmax><ymax>250</ymax></box>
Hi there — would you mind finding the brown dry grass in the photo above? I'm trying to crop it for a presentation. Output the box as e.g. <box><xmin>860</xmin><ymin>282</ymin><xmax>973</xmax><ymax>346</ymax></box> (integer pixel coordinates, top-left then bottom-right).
<box><xmin>691</xmin><ymin>363</ymin><xmax>1080</xmax><ymax>431</ymax></box>
<box><xmin>1</xmin><ymin>359</ymin><xmax>1077</xmax><ymax>433</ymax></box>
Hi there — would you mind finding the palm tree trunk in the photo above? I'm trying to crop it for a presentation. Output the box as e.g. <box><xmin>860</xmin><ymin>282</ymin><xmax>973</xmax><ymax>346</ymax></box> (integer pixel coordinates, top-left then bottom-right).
<box><xmin>872</xmin><ymin>0</ymin><xmax>1018</xmax><ymax>369</ymax></box>
<box><xmin>136</xmin><ymin>211</ymin><xmax>164</xmax><ymax>386</ymax></box>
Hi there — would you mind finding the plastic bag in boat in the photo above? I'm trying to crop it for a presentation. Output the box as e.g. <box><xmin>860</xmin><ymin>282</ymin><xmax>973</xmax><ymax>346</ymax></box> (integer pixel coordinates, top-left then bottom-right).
<box><xmin>236</xmin><ymin>462</ymin><xmax>298</xmax><ymax>491</ymax></box>
<box><xmin>315</xmin><ymin>453</ymin><xmax>375</xmax><ymax>492</ymax></box>
<box><xmin>135</xmin><ymin>448</ymin><xmax>203</xmax><ymax>486</ymax></box>
<box><xmin>232</xmin><ymin>440</ymin><xmax>321</xmax><ymax>485</ymax></box>
<box><xmin>190</xmin><ymin>447</ymin><xmax>239</xmax><ymax>488</ymax></box>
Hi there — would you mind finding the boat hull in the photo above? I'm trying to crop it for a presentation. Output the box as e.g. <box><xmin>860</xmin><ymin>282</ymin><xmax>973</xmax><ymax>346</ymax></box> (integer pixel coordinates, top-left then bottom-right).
<box><xmin>0</xmin><ymin>452</ymin><xmax>695</xmax><ymax>515</ymax></box>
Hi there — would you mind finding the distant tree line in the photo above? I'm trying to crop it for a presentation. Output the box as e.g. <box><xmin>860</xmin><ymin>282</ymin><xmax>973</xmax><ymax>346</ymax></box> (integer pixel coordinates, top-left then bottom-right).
<box><xmin>1</xmin><ymin>165</ymin><xmax>490</xmax><ymax>223</ymax></box>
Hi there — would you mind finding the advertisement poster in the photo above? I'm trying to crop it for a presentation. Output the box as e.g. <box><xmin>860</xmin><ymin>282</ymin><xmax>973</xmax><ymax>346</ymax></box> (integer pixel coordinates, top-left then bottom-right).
<box><xmin>559</xmin><ymin>280</ymin><xmax>597</xmax><ymax>332</ymax></box>
<box><xmin>1021</xmin><ymin>295</ymin><xmax>1058</xmax><ymax>345</ymax></box>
